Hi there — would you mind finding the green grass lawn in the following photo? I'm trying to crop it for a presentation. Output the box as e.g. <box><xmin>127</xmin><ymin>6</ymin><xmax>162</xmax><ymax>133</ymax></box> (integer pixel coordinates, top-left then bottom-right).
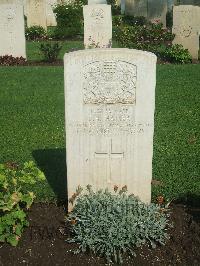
<box><xmin>27</xmin><ymin>40</ymin><xmax>84</xmax><ymax>61</ymax></box>
<box><xmin>26</xmin><ymin>40</ymin><xmax>119</xmax><ymax>61</ymax></box>
<box><xmin>0</xmin><ymin>61</ymin><xmax>199</xmax><ymax>203</ymax></box>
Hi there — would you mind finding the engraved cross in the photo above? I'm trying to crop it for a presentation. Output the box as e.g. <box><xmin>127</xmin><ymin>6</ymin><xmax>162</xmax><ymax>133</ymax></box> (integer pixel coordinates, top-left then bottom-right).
<box><xmin>94</xmin><ymin>139</ymin><xmax>124</xmax><ymax>159</ymax></box>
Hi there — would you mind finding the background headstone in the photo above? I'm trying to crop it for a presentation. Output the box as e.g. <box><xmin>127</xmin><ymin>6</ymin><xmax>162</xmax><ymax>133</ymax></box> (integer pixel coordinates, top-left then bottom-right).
<box><xmin>0</xmin><ymin>0</ymin><xmax>26</xmax><ymax>58</ymax></box>
<box><xmin>83</xmin><ymin>4</ymin><xmax>112</xmax><ymax>48</ymax></box>
<box><xmin>64</xmin><ymin>49</ymin><xmax>157</xmax><ymax>211</ymax></box>
<box><xmin>173</xmin><ymin>5</ymin><xmax>200</xmax><ymax>59</ymax></box>
<box><xmin>46</xmin><ymin>0</ymin><xmax>57</xmax><ymax>26</ymax></box>
<box><xmin>26</xmin><ymin>0</ymin><xmax>47</xmax><ymax>29</ymax></box>
<box><xmin>125</xmin><ymin>0</ymin><xmax>148</xmax><ymax>17</ymax></box>
<box><xmin>148</xmin><ymin>0</ymin><xmax>167</xmax><ymax>27</ymax></box>
<box><xmin>88</xmin><ymin>0</ymin><xmax>107</xmax><ymax>4</ymax></box>
<box><xmin>121</xmin><ymin>0</ymin><xmax>125</xmax><ymax>14</ymax></box>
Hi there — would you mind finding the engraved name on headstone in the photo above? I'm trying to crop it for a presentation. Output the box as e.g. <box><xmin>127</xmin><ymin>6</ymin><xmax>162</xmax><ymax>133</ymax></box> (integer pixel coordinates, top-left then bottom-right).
<box><xmin>173</xmin><ymin>5</ymin><xmax>200</xmax><ymax>59</ymax></box>
<box><xmin>83</xmin><ymin>4</ymin><xmax>112</xmax><ymax>48</ymax></box>
<box><xmin>0</xmin><ymin>0</ymin><xmax>26</xmax><ymax>58</ymax></box>
<box><xmin>64</xmin><ymin>49</ymin><xmax>157</xmax><ymax>211</ymax></box>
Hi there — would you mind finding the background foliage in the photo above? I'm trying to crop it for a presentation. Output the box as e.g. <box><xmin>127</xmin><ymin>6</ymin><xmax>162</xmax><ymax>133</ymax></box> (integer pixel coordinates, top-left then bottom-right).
<box><xmin>53</xmin><ymin>4</ymin><xmax>83</xmax><ymax>39</ymax></box>
<box><xmin>0</xmin><ymin>161</ymin><xmax>45</xmax><ymax>246</ymax></box>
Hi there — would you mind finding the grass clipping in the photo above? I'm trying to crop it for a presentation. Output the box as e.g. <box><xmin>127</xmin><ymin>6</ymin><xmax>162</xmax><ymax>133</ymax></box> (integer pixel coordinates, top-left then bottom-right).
<box><xmin>67</xmin><ymin>185</ymin><xmax>171</xmax><ymax>264</ymax></box>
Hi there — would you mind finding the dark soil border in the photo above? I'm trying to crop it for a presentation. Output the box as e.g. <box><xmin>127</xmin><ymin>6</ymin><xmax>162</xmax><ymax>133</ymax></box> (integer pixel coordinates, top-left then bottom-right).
<box><xmin>0</xmin><ymin>202</ymin><xmax>199</xmax><ymax>266</ymax></box>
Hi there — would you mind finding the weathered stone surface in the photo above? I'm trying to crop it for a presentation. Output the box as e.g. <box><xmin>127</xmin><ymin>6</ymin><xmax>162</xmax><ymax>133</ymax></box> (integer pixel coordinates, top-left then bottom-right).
<box><xmin>88</xmin><ymin>0</ymin><xmax>107</xmax><ymax>4</ymax></box>
<box><xmin>83</xmin><ymin>4</ymin><xmax>112</xmax><ymax>48</ymax></box>
<box><xmin>148</xmin><ymin>0</ymin><xmax>167</xmax><ymax>27</ymax></box>
<box><xmin>64</xmin><ymin>49</ymin><xmax>157</xmax><ymax>211</ymax></box>
<box><xmin>125</xmin><ymin>0</ymin><xmax>148</xmax><ymax>17</ymax></box>
<box><xmin>121</xmin><ymin>0</ymin><xmax>125</xmax><ymax>14</ymax></box>
<box><xmin>124</xmin><ymin>0</ymin><xmax>167</xmax><ymax>26</ymax></box>
<box><xmin>0</xmin><ymin>0</ymin><xmax>26</xmax><ymax>58</ymax></box>
<box><xmin>173</xmin><ymin>5</ymin><xmax>200</xmax><ymax>59</ymax></box>
<box><xmin>26</xmin><ymin>0</ymin><xmax>47</xmax><ymax>29</ymax></box>
<box><xmin>46</xmin><ymin>0</ymin><xmax>57</xmax><ymax>26</ymax></box>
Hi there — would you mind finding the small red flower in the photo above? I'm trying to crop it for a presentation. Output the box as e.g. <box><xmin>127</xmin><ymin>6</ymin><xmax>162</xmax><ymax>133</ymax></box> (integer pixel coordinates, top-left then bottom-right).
<box><xmin>114</xmin><ymin>185</ymin><xmax>118</xmax><ymax>192</ymax></box>
<box><xmin>157</xmin><ymin>195</ymin><xmax>164</xmax><ymax>205</ymax></box>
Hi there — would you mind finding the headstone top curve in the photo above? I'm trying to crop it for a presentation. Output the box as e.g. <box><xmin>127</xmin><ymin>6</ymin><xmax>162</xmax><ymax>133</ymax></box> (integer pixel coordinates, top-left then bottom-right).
<box><xmin>64</xmin><ymin>49</ymin><xmax>157</xmax><ymax>62</ymax></box>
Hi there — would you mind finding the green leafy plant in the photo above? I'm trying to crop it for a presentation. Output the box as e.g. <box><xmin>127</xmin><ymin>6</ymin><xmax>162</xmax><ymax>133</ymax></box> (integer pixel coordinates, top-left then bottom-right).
<box><xmin>67</xmin><ymin>185</ymin><xmax>171</xmax><ymax>264</ymax></box>
<box><xmin>122</xmin><ymin>15</ymin><xmax>147</xmax><ymax>26</ymax></box>
<box><xmin>112</xmin><ymin>15</ymin><xmax>123</xmax><ymax>27</ymax></box>
<box><xmin>114</xmin><ymin>23</ymin><xmax>175</xmax><ymax>54</ymax></box>
<box><xmin>25</xmin><ymin>26</ymin><xmax>47</xmax><ymax>41</ymax></box>
<box><xmin>161</xmin><ymin>44</ymin><xmax>192</xmax><ymax>64</ymax></box>
<box><xmin>53</xmin><ymin>4</ymin><xmax>83</xmax><ymax>39</ymax></box>
<box><xmin>0</xmin><ymin>161</ymin><xmax>45</xmax><ymax>246</ymax></box>
<box><xmin>39</xmin><ymin>42</ymin><xmax>62</xmax><ymax>62</ymax></box>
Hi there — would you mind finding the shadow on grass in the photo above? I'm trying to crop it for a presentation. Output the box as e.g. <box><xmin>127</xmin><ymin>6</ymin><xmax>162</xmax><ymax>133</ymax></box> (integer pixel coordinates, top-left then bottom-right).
<box><xmin>33</xmin><ymin>149</ymin><xmax>67</xmax><ymax>202</ymax></box>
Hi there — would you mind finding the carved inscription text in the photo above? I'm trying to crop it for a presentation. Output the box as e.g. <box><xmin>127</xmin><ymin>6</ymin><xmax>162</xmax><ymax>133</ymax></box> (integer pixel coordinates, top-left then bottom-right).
<box><xmin>83</xmin><ymin>60</ymin><xmax>137</xmax><ymax>104</ymax></box>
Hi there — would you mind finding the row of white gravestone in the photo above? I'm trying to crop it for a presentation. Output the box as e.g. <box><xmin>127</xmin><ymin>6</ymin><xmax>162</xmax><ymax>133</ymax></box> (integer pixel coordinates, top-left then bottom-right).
<box><xmin>0</xmin><ymin>0</ymin><xmax>58</xmax><ymax>58</ymax></box>
<box><xmin>25</xmin><ymin>0</ymin><xmax>58</xmax><ymax>29</ymax></box>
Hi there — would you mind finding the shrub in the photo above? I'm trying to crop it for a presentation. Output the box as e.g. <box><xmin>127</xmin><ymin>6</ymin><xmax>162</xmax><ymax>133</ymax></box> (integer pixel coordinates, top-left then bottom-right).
<box><xmin>122</xmin><ymin>15</ymin><xmax>147</xmax><ymax>26</ymax></box>
<box><xmin>0</xmin><ymin>161</ymin><xmax>45</xmax><ymax>246</ymax></box>
<box><xmin>53</xmin><ymin>4</ymin><xmax>83</xmax><ymax>39</ymax></box>
<box><xmin>0</xmin><ymin>55</ymin><xmax>26</xmax><ymax>66</ymax></box>
<box><xmin>67</xmin><ymin>185</ymin><xmax>170</xmax><ymax>264</ymax></box>
<box><xmin>113</xmin><ymin>15</ymin><xmax>123</xmax><ymax>27</ymax></box>
<box><xmin>25</xmin><ymin>26</ymin><xmax>47</xmax><ymax>41</ymax></box>
<box><xmin>114</xmin><ymin>23</ymin><xmax>175</xmax><ymax>54</ymax></box>
<box><xmin>161</xmin><ymin>44</ymin><xmax>192</xmax><ymax>64</ymax></box>
<box><xmin>39</xmin><ymin>42</ymin><xmax>62</xmax><ymax>62</ymax></box>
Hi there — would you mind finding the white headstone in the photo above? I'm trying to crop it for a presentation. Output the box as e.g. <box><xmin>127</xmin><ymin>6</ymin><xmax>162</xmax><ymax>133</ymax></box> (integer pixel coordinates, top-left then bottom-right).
<box><xmin>173</xmin><ymin>5</ymin><xmax>200</xmax><ymax>59</ymax></box>
<box><xmin>83</xmin><ymin>4</ymin><xmax>112</xmax><ymax>48</ymax></box>
<box><xmin>148</xmin><ymin>0</ymin><xmax>167</xmax><ymax>27</ymax></box>
<box><xmin>64</xmin><ymin>49</ymin><xmax>157</xmax><ymax>211</ymax></box>
<box><xmin>0</xmin><ymin>0</ymin><xmax>26</xmax><ymax>58</ymax></box>
<box><xmin>46</xmin><ymin>0</ymin><xmax>57</xmax><ymax>27</ymax></box>
<box><xmin>26</xmin><ymin>0</ymin><xmax>47</xmax><ymax>29</ymax></box>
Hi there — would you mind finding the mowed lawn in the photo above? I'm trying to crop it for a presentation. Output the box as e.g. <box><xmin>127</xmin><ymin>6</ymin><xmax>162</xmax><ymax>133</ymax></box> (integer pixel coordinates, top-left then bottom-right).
<box><xmin>26</xmin><ymin>40</ymin><xmax>119</xmax><ymax>61</ymax></box>
<box><xmin>0</xmin><ymin>63</ymin><xmax>199</xmax><ymax>203</ymax></box>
